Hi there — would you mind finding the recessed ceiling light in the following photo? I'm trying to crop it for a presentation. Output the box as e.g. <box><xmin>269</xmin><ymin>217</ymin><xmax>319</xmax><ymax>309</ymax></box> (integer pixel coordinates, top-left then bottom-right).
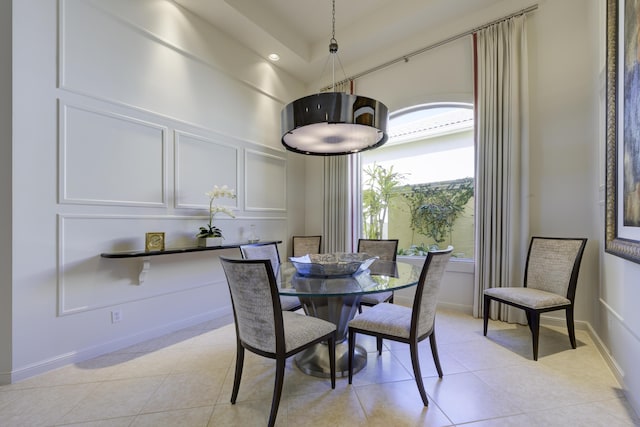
<box><xmin>268</xmin><ymin>53</ymin><xmax>280</xmax><ymax>62</ymax></box>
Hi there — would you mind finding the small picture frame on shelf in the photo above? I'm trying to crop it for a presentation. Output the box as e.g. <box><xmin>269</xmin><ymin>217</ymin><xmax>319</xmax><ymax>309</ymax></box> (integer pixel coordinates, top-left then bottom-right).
<box><xmin>145</xmin><ymin>232</ymin><xmax>165</xmax><ymax>252</ymax></box>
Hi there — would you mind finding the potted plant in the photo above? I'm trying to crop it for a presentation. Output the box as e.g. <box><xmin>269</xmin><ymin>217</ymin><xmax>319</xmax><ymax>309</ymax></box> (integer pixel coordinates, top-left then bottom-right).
<box><xmin>197</xmin><ymin>185</ymin><xmax>236</xmax><ymax>247</ymax></box>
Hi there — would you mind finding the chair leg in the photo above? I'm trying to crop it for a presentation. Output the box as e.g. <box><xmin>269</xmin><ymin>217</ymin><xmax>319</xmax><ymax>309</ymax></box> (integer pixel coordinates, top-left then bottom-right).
<box><xmin>409</xmin><ymin>340</ymin><xmax>429</xmax><ymax>406</ymax></box>
<box><xmin>566</xmin><ymin>307</ymin><xmax>577</xmax><ymax>349</ymax></box>
<box><xmin>268</xmin><ymin>358</ymin><xmax>286</xmax><ymax>427</ymax></box>
<box><xmin>348</xmin><ymin>329</ymin><xmax>355</xmax><ymax>384</ymax></box>
<box><xmin>525</xmin><ymin>311</ymin><xmax>534</xmax><ymax>335</ymax></box>
<box><xmin>376</xmin><ymin>337</ymin><xmax>383</xmax><ymax>355</ymax></box>
<box><xmin>429</xmin><ymin>331</ymin><xmax>443</xmax><ymax>378</ymax></box>
<box><xmin>231</xmin><ymin>343</ymin><xmax>244</xmax><ymax>404</ymax></box>
<box><xmin>483</xmin><ymin>295</ymin><xmax>491</xmax><ymax>336</ymax></box>
<box><xmin>358</xmin><ymin>304</ymin><xmax>363</xmax><ymax>314</ymax></box>
<box><xmin>528</xmin><ymin>311</ymin><xmax>540</xmax><ymax>361</ymax></box>
<box><xmin>388</xmin><ymin>293</ymin><xmax>394</xmax><ymax>304</ymax></box>
<box><xmin>328</xmin><ymin>334</ymin><xmax>336</xmax><ymax>389</ymax></box>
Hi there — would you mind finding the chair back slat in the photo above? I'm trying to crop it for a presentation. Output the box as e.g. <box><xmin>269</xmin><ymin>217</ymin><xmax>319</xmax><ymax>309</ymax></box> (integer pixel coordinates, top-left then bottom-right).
<box><xmin>525</xmin><ymin>237</ymin><xmax>587</xmax><ymax>299</ymax></box>
<box><xmin>292</xmin><ymin>235</ymin><xmax>322</xmax><ymax>257</ymax></box>
<box><xmin>357</xmin><ymin>239</ymin><xmax>399</xmax><ymax>261</ymax></box>
<box><xmin>240</xmin><ymin>243</ymin><xmax>281</xmax><ymax>276</ymax></box>
<box><xmin>413</xmin><ymin>247</ymin><xmax>453</xmax><ymax>337</ymax></box>
<box><xmin>220</xmin><ymin>258</ymin><xmax>282</xmax><ymax>354</ymax></box>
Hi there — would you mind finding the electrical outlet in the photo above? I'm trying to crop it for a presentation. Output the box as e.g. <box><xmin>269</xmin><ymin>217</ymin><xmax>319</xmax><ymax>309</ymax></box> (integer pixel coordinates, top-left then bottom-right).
<box><xmin>111</xmin><ymin>309</ymin><xmax>122</xmax><ymax>323</ymax></box>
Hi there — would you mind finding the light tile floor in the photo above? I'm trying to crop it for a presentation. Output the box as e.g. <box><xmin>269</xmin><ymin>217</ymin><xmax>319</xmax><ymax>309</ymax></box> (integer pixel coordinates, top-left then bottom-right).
<box><xmin>1</xmin><ymin>309</ymin><xmax>639</xmax><ymax>426</ymax></box>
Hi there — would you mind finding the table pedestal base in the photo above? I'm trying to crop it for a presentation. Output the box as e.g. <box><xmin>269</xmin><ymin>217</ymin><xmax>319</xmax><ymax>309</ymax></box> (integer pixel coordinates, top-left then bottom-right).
<box><xmin>295</xmin><ymin>341</ymin><xmax>367</xmax><ymax>378</ymax></box>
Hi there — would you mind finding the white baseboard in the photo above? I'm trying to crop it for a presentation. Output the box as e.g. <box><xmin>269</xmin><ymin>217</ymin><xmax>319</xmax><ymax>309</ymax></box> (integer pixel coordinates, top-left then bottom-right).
<box><xmin>8</xmin><ymin>307</ymin><xmax>233</xmax><ymax>384</ymax></box>
<box><xmin>540</xmin><ymin>314</ymin><xmax>625</xmax><ymax>388</ymax></box>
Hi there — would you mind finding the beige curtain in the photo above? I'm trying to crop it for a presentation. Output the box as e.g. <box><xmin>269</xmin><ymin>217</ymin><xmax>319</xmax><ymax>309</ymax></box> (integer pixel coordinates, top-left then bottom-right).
<box><xmin>323</xmin><ymin>155</ymin><xmax>350</xmax><ymax>252</ymax></box>
<box><xmin>322</xmin><ymin>79</ymin><xmax>357</xmax><ymax>253</ymax></box>
<box><xmin>473</xmin><ymin>15</ymin><xmax>530</xmax><ymax>322</ymax></box>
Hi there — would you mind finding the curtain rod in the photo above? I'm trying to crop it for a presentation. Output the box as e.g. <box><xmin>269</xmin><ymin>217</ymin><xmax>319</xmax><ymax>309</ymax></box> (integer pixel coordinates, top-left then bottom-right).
<box><xmin>320</xmin><ymin>4</ymin><xmax>538</xmax><ymax>91</ymax></box>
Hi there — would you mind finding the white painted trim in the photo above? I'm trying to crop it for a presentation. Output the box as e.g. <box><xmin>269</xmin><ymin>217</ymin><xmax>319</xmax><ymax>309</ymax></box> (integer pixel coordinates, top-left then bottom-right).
<box><xmin>56</xmin><ymin>214</ymin><xmax>238</xmax><ymax>316</ymax></box>
<box><xmin>9</xmin><ymin>308</ymin><xmax>233</xmax><ymax>383</ymax></box>
<box><xmin>173</xmin><ymin>129</ymin><xmax>241</xmax><ymax>210</ymax></box>
<box><xmin>244</xmin><ymin>149</ymin><xmax>287</xmax><ymax>212</ymax></box>
<box><xmin>58</xmin><ymin>101</ymin><xmax>168</xmax><ymax>207</ymax></box>
<box><xmin>397</xmin><ymin>255</ymin><xmax>475</xmax><ymax>273</ymax></box>
<box><xmin>539</xmin><ymin>315</ymin><xmax>625</xmax><ymax>389</ymax></box>
<box><xmin>57</xmin><ymin>84</ymin><xmax>287</xmax><ymax>159</ymax></box>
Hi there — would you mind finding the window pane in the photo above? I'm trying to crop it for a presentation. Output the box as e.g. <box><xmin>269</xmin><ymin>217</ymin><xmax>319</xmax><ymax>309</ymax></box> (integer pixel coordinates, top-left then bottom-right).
<box><xmin>361</xmin><ymin>103</ymin><xmax>475</xmax><ymax>259</ymax></box>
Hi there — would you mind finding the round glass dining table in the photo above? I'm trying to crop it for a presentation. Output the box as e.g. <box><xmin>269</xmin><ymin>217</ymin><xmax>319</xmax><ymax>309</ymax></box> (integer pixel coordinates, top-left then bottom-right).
<box><xmin>278</xmin><ymin>259</ymin><xmax>422</xmax><ymax>378</ymax></box>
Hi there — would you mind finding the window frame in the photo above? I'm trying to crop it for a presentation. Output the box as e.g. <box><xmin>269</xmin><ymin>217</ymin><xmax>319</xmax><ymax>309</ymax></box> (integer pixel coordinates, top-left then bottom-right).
<box><xmin>354</xmin><ymin>102</ymin><xmax>475</xmax><ymax>259</ymax></box>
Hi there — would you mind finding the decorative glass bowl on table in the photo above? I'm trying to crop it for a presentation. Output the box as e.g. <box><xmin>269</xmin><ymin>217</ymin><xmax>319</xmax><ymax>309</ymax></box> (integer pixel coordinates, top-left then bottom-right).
<box><xmin>289</xmin><ymin>252</ymin><xmax>378</xmax><ymax>277</ymax></box>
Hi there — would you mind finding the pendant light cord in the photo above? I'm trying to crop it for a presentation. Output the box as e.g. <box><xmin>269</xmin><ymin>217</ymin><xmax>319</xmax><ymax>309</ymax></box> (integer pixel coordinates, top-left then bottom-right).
<box><xmin>319</xmin><ymin>0</ymin><xmax>348</xmax><ymax>93</ymax></box>
<box><xmin>331</xmin><ymin>0</ymin><xmax>337</xmax><ymax>92</ymax></box>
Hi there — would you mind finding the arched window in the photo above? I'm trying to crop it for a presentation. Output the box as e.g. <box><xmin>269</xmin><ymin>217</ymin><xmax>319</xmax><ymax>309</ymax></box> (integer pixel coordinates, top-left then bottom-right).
<box><xmin>360</xmin><ymin>103</ymin><xmax>474</xmax><ymax>259</ymax></box>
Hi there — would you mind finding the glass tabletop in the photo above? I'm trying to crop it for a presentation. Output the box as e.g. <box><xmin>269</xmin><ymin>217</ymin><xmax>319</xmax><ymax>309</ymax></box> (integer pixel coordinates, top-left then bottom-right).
<box><xmin>278</xmin><ymin>260</ymin><xmax>422</xmax><ymax>297</ymax></box>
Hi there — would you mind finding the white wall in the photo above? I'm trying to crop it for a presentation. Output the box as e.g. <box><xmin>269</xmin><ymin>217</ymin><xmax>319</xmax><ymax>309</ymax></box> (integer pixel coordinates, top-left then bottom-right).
<box><xmin>8</xmin><ymin>0</ymin><xmax>307</xmax><ymax>381</ymax></box>
<box><xmin>0</xmin><ymin>0</ymin><xmax>13</xmax><ymax>384</ymax></box>
<box><xmin>597</xmin><ymin>0</ymin><xmax>640</xmax><ymax>414</ymax></box>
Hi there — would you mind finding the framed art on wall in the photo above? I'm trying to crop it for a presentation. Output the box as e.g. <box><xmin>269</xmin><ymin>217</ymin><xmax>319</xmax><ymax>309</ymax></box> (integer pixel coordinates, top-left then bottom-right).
<box><xmin>606</xmin><ymin>0</ymin><xmax>640</xmax><ymax>263</ymax></box>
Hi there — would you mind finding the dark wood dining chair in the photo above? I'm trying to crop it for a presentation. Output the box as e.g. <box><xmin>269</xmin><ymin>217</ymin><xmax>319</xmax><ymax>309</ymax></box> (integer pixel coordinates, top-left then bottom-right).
<box><xmin>239</xmin><ymin>242</ymin><xmax>303</xmax><ymax>312</ymax></box>
<box><xmin>483</xmin><ymin>237</ymin><xmax>587</xmax><ymax>361</ymax></box>
<box><xmin>292</xmin><ymin>235</ymin><xmax>322</xmax><ymax>257</ymax></box>
<box><xmin>220</xmin><ymin>257</ymin><xmax>336</xmax><ymax>427</ymax></box>
<box><xmin>357</xmin><ymin>238</ymin><xmax>399</xmax><ymax>312</ymax></box>
<box><xmin>348</xmin><ymin>246</ymin><xmax>453</xmax><ymax>406</ymax></box>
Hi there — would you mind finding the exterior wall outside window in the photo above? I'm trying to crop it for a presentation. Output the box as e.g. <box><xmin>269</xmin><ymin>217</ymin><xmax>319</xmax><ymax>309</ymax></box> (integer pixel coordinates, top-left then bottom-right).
<box><xmin>361</xmin><ymin>105</ymin><xmax>474</xmax><ymax>259</ymax></box>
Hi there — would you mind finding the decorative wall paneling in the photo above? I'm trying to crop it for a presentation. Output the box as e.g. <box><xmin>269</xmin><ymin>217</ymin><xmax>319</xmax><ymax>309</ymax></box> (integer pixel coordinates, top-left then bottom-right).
<box><xmin>56</xmin><ymin>98</ymin><xmax>289</xmax><ymax>313</ymax></box>
<box><xmin>55</xmin><ymin>0</ymin><xmax>292</xmax><ymax>317</ymax></box>
<box><xmin>244</xmin><ymin>149</ymin><xmax>287</xmax><ymax>212</ymax></box>
<box><xmin>57</xmin><ymin>214</ymin><xmax>226</xmax><ymax>315</ymax></box>
<box><xmin>174</xmin><ymin>130</ymin><xmax>239</xmax><ymax>209</ymax></box>
<box><xmin>59</xmin><ymin>101</ymin><xmax>168</xmax><ymax>207</ymax></box>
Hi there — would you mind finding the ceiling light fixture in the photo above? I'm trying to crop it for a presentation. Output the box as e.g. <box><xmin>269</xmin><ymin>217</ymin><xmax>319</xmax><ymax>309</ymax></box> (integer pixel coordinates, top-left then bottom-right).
<box><xmin>280</xmin><ymin>0</ymin><xmax>388</xmax><ymax>156</ymax></box>
<box><xmin>268</xmin><ymin>53</ymin><xmax>280</xmax><ymax>61</ymax></box>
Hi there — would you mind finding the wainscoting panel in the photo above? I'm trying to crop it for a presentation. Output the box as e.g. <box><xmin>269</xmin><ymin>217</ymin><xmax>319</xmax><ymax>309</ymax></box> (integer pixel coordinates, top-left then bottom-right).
<box><xmin>57</xmin><ymin>214</ymin><xmax>233</xmax><ymax>316</ymax></box>
<box><xmin>244</xmin><ymin>149</ymin><xmax>287</xmax><ymax>211</ymax></box>
<box><xmin>174</xmin><ymin>130</ymin><xmax>239</xmax><ymax>209</ymax></box>
<box><xmin>60</xmin><ymin>102</ymin><xmax>167</xmax><ymax>206</ymax></box>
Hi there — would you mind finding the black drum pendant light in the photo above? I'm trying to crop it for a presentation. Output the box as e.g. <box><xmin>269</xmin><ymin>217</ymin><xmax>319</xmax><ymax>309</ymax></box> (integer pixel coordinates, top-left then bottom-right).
<box><xmin>281</xmin><ymin>0</ymin><xmax>388</xmax><ymax>156</ymax></box>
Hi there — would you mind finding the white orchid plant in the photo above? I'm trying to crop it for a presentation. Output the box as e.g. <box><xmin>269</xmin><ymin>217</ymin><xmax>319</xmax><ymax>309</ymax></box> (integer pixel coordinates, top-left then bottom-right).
<box><xmin>196</xmin><ymin>185</ymin><xmax>236</xmax><ymax>239</ymax></box>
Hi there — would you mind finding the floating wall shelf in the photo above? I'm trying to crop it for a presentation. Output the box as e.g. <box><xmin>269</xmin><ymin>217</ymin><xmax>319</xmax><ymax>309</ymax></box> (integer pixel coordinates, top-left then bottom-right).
<box><xmin>101</xmin><ymin>240</ymin><xmax>282</xmax><ymax>284</ymax></box>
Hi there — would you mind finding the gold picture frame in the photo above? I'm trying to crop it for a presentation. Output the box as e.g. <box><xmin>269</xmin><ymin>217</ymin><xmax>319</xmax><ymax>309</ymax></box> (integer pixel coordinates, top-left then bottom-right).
<box><xmin>145</xmin><ymin>232</ymin><xmax>165</xmax><ymax>252</ymax></box>
<box><xmin>605</xmin><ymin>0</ymin><xmax>640</xmax><ymax>264</ymax></box>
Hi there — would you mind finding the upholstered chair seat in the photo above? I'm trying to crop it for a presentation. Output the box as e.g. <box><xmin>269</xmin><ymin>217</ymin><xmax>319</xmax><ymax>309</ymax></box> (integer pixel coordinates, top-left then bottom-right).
<box><xmin>348</xmin><ymin>303</ymin><xmax>413</xmax><ymax>338</ymax></box>
<box><xmin>359</xmin><ymin>291</ymin><xmax>394</xmax><ymax>306</ymax></box>
<box><xmin>484</xmin><ymin>287</ymin><xmax>570</xmax><ymax>309</ymax></box>
<box><xmin>281</xmin><ymin>311</ymin><xmax>336</xmax><ymax>351</ymax></box>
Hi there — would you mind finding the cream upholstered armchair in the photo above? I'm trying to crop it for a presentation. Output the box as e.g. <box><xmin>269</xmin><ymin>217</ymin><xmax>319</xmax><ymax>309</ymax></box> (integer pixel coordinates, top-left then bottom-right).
<box><xmin>292</xmin><ymin>235</ymin><xmax>322</xmax><ymax>257</ymax></box>
<box><xmin>348</xmin><ymin>247</ymin><xmax>453</xmax><ymax>406</ymax></box>
<box><xmin>220</xmin><ymin>257</ymin><xmax>336</xmax><ymax>427</ymax></box>
<box><xmin>357</xmin><ymin>239</ymin><xmax>399</xmax><ymax>311</ymax></box>
<box><xmin>239</xmin><ymin>242</ymin><xmax>302</xmax><ymax>312</ymax></box>
<box><xmin>483</xmin><ymin>237</ymin><xmax>587</xmax><ymax>361</ymax></box>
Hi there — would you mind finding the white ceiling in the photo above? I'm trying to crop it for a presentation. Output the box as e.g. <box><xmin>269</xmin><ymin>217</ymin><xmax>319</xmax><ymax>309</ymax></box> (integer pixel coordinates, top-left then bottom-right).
<box><xmin>173</xmin><ymin>0</ymin><xmax>508</xmax><ymax>85</ymax></box>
